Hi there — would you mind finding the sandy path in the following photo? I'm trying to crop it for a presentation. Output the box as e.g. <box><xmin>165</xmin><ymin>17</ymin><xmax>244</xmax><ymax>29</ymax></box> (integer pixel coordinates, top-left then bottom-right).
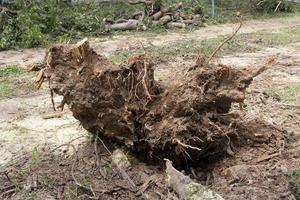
<box><xmin>1</xmin><ymin>16</ymin><xmax>300</xmax><ymax>67</ymax></box>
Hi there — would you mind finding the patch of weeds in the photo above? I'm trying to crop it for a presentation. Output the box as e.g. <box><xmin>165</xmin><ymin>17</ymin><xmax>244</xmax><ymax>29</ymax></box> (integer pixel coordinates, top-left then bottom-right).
<box><xmin>41</xmin><ymin>174</ymin><xmax>58</xmax><ymax>189</ymax></box>
<box><xmin>185</xmin><ymin>183</ymin><xmax>208</xmax><ymax>200</ymax></box>
<box><xmin>268</xmin><ymin>83</ymin><xmax>300</xmax><ymax>102</ymax></box>
<box><xmin>82</xmin><ymin>176</ymin><xmax>92</xmax><ymax>187</ymax></box>
<box><xmin>107</xmin><ymin>26</ymin><xmax>300</xmax><ymax>62</ymax></box>
<box><xmin>108</xmin><ymin>51</ymin><xmax>131</xmax><ymax>64</ymax></box>
<box><xmin>63</xmin><ymin>185</ymin><xmax>79</xmax><ymax>199</ymax></box>
<box><xmin>30</xmin><ymin>147</ymin><xmax>41</xmax><ymax>170</ymax></box>
<box><xmin>0</xmin><ymin>65</ymin><xmax>36</xmax><ymax>100</ymax></box>
<box><xmin>157</xmin><ymin>73</ymin><xmax>165</xmax><ymax>81</ymax></box>
<box><xmin>0</xmin><ymin>65</ymin><xmax>24</xmax><ymax>78</ymax></box>
<box><xmin>287</xmin><ymin>169</ymin><xmax>300</xmax><ymax>199</ymax></box>
<box><xmin>17</xmin><ymin>126</ymin><xmax>30</xmax><ymax>135</ymax></box>
<box><xmin>0</xmin><ymin>82</ymin><xmax>15</xmax><ymax>100</ymax></box>
<box><xmin>250</xmin><ymin>27</ymin><xmax>300</xmax><ymax>47</ymax></box>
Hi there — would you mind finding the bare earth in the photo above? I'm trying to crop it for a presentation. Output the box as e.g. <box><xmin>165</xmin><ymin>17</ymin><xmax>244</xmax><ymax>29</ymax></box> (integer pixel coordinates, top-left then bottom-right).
<box><xmin>0</xmin><ymin>16</ymin><xmax>300</xmax><ymax>200</ymax></box>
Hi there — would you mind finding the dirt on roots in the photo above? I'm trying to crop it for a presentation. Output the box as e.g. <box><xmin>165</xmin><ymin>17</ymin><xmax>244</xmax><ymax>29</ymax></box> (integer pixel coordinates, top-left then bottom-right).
<box><xmin>43</xmin><ymin>39</ymin><xmax>286</xmax><ymax>166</ymax></box>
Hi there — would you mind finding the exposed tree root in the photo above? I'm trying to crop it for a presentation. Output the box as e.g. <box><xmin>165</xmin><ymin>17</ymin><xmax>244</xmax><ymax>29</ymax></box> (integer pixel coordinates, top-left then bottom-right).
<box><xmin>43</xmin><ymin>39</ymin><xmax>286</xmax><ymax>165</ymax></box>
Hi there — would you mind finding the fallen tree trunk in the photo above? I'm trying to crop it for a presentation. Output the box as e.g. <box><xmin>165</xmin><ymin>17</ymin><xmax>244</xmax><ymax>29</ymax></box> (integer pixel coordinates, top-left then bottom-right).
<box><xmin>44</xmin><ymin>39</ymin><xmax>283</xmax><ymax>164</ymax></box>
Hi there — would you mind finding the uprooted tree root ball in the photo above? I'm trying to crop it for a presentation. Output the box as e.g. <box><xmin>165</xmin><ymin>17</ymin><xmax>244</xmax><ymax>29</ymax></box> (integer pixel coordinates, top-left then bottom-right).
<box><xmin>43</xmin><ymin>39</ymin><xmax>285</xmax><ymax>165</ymax></box>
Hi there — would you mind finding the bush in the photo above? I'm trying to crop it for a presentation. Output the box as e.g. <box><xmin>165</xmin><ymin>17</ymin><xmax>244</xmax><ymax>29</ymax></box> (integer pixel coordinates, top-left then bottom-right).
<box><xmin>250</xmin><ymin>0</ymin><xmax>293</xmax><ymax>13</ymax></box>
<box><xmin>0</xmin><ymin>0</ymin><xmax>296</xmax><ymax>50</ymax></box>
<box><xmin>0</xmin><ymin>0</ymin><xmax>142</xmax><ymax>50</ymax></box>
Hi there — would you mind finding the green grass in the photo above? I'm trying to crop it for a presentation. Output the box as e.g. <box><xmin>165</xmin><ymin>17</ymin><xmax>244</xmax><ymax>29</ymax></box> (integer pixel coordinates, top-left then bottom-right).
<box><xmin>0</xmin><ymin>65</ymin><xmax>35</xmax><ymax>100</ymax></box>
<box><xmin>30</xmin><ymin>147</ymin><xmax>41</xmax><ymax>170</ymax></box>
<box><xmin>0</xmin><ymin>83</ymin><xmax>15</xmax><ymax>100</ymax></box>
<box><xmin>288</xmin><ymin>169</ymin><xmax>300</xmax><ymax>199</ymax></box>
<box><xmin>0</xmin><ymin>65</ymin><xmax>24</xmax><ymax>100</ymax></box>
<box><xmin>108</xmin><ymin>26</ymin><xmax>300</xmax><ymax>64</ymax></box>
<box><xmin>268</xmin><ymin>83</ymin><xmax>300</xmax><ymax>102</ymax></box>
<box><xmin>0</xmin><ymin>65</ymin><xmax>25</xmax><ymax>78</ymax></box>
<box><xmin>17</xmin><ymin>127</ymin><xmax>30</xmax><ymax>135</ymax></box>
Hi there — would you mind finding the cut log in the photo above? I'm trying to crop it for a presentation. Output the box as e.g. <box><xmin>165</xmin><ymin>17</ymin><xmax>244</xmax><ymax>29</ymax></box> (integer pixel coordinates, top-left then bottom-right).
<box><xmin>150</xmin><ymin>11</ymin><xmax>163</xmax><ymax>20</ymax></box>
<box><xmin>44</xmin><ymin>40</ymin><xmax>282</xmax><ymax>164</ymax></box>
<box><xmin>127</xmin><ymin>0</ymin><xmax>153</xmax><ymax>5</ymax></box>
<box><xmin>165</xmin><ymin>159</ymin><xmax>224</xmax><ymax>200</ymax></box>
<box><xmin>159</xmin><ymin>15</ymin><xmax>172</xmax><ymax>25</ymax></box>
<box><xmin>105</xmin><ymin>19</ymin><xmax>146</xmax><ymax>31</ymax></box>
<box><xmin>166</xmin><ymin>22</ymin><xmax>186</xmax><ymax>28</ymax></box>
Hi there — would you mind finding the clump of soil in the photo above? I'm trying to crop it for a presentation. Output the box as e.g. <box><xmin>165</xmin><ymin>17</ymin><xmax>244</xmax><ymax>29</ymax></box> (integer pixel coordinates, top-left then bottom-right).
<box><xmin>44</xmin><ymin>39</ymin><xmax>284</xmax><ymax>165</ymax></box>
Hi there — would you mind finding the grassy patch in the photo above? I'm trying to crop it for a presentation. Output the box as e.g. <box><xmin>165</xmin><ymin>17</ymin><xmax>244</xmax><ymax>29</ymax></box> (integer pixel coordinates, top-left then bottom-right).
<box><xmin>17</xmin><ymin>126</ymin><xmax>30</xmax><ymax>135</ymax></box>
<box><xmin>30</xmin><ymin>147</ymin><xmax>41</xmax><ymax>170</ymax></box>
<box><xmin>108</xmin><ymin>26</ymin><xmax>300</xmax><ymax>64</ymax></box>
<box><xmin>0</xmin><ymin>82</ymin><xmax>15</xmax><ymax>100</ymax></box>
<box><xmin>0</xmin><ymin>64</ymin><xmax>25</xmax><ymax>78</ymax></box>
<box><xmin>108</xmin><ymin>51</ymin><xmax>131</xmax><ymax>64</ymax></box>
<box><xmin>288</xmin><ymin>169</ymin><xmax>300</xmax><ymax>199</ymax></box>
<box><xmin>0</xmin><ymin>65</ymin><xmax>36</xmax><ymax>100</ymax></box>
<box><xmin>268</xmin><ymin>83</ymin><xmax>300</xmax><ymax>102</ymax></box>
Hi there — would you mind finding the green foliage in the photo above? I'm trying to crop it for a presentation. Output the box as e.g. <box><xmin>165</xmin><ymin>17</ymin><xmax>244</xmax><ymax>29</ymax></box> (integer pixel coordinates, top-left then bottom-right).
<box><xmin>0</xmin><ymin>65</ymin><xmax>24</xmax><ymax>78</ymax></box>
<box><xmin>0</xmin><ymin>0</ymin><xmax>142</xmax><ymax>49</ymax></box>
<box><xmin>30</xmin><ymin>146</ymin><xmax>41</xmax><ymax>170</ymax></box>
<box><xmin>250</xmin><ymin>0</ymin><xmax>293</xmax><ymax>13</ymax></box>
<box><xmin>0</xmin><ymin>0</ymin><xmax>298</xmax><ymax>50</ymax></box>
<box><xmin>269</xmin><ymin>83</ymin><xmax>300</xmax><ymax>101</ymax></box>
<box><xmin>193</xmin><ymin>5</ymin><xmax>204</xmax><ymax>16</ymax></box>
<box><xmin>0</xmin><ymin>82</ymin><xmax>14</xmax><ymax>100</ymax></box>
<box><xmin>288</xmin><ymin>169</ymin><xmax>300</xmax><ymax>199</ymax></box>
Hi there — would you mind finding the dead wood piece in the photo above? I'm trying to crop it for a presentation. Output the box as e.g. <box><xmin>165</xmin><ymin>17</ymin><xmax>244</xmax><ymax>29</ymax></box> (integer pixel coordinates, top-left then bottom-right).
<box><xmin>106</xmin><ymin>19</ymin><xmax>146</xmax><ymax>31</ymax></box>
<box><xmin>34</xmin><ymin>68</ymin><xmax>45</xmax><ymax>89</ymax></box>
<box><xmin>128</xmin><ymin>0</ymin><xmax>153</xmax><ymax>5</ymax></box>
<box><xmin>135</xmin><ymin>175</ymin><xmax>157</xmax><ymax>196</ymax></box>
<box><xmin>173</xmin><ymin>2</ymin><xmax>183</xmax><ymax>11</ymax></box>
<box><xmin>183</xmin><ymin>15</ymin><xmax>203</xmax><ymax>25</ymax></box>
<box><xmin>205</xmin><ymin>19</ymin><xmax>242</xmax><ymax>65</ymax></box>
<box><xmin>254</xmin><ymin>152</ymin><xmax>281</xmax><ymax>163</ymax></box>
<box><xmin>166</xmin><ymin>22</ymin><xmax>186</xmax><ymax>29</ymax></box>
<box><xmin>42</xmin><ymin>112</ymin><xmax>64</xmax><ymax>119</ymax></box>
<box><xmin>111</xmin><ymin>149</ymin><xmax>137</xmax><ymax>191</ymax></box>
<box><xmin>165</xmin><ymin>159</ymin><xmax>224</xmax><ymax>200</ymax></box>
<box><xmin>132</xmin><ymin>11</ymin><xmax>145</xmax><ymax>20</ymax></box>
<box><xmin>150</xmin><ymin>11</ymin><xmax>163</xmax><ymax>20</ymax></box>
<box><xmin>159</xmin><ymin>15</ymin><xmax>172</xmax><ymax>25</ymax></box>
<box><xmin>27</xmin><ymin>61</ymin><xmax>46</xmax><ymax>71</ymax></box>
<box><xmin>115</xmin><ymin>18</ymin><xmax>129</xmax><ymax>23</ymax></box>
